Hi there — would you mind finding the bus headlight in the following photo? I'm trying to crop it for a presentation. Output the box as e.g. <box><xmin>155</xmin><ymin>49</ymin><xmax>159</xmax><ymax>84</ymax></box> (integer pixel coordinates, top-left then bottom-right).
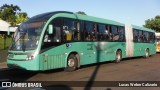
<box><xmin>26</xmin><ymin>53</ymin><xmax>35</xmax><ymax>60</ymax></box>
<box><xmin>26</xmin><ymin>52</ymin><xmax>38</xmax><ymax>60</ymax></box>
<box><xmin>26</xmin><ymin>55</ymin><xmax>34</xmax><ymax>60</ymax></box>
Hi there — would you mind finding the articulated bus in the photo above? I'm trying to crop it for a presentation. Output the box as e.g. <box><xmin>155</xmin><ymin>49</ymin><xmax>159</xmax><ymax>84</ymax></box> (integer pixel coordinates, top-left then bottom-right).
<box><xmin>155</xmin><ymin>33</ymin><xmax>160</xmax><ymax>52</ymax></box>
<box><xmin>7</xmin><ymin>11</ymin><xmax>156</xmax><ymax>71</ymax></box>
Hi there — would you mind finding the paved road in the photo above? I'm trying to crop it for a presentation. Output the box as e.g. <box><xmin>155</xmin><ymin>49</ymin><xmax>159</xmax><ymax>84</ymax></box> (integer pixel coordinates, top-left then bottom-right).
<box><xmin>0</xmin><ymin>50</ymin><xmax>7</xmax><ymax>63</ymax></box>
<box><xmin>0</xmin><ymin>54</ymin><xmax>160</xmax><ymax>90</ymax></box>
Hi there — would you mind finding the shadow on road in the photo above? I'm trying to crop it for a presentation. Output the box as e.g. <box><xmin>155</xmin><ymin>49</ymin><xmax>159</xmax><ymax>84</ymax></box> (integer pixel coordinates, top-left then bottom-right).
<box><xmin>0</xmin><ymin>69</ymin><xmax>37</xmax><ymax>81</ymax></box>
<box><xmin>0</xmin><ymin>68</ymin><xmax>74</xmax><ymax>90</ymax></box>
<box><xmin>84</xmin><ymin>42</ymin><xmax>101</xmax><ymax>90</ymax></box>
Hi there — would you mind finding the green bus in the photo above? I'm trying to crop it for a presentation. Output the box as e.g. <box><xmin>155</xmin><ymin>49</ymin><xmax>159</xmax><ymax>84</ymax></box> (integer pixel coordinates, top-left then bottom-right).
<box><xmin>7</xmin><ymin>11</ymin><xmax>156</xmax><ymax>71</ymax></box>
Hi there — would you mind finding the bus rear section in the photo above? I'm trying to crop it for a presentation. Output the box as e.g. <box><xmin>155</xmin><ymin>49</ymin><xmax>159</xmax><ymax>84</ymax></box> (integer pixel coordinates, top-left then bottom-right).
<box><xmin>125</xmin><ymin>24</ymin><xmax>156</xmax><ymax>58</ymax></box>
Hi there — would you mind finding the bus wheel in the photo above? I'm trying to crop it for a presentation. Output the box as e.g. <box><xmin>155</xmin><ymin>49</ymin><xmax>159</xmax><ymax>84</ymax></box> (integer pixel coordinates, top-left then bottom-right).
<box><xmin>145</xmin><ymin>49</ymin><xmax>149</xmax><ymax>58</ymax></box>
<box><xmin>65</xmin><ymin>54</ymin><xmax>78</xmax><ymax>72</ymax></box>
<box><xmin>115</xmin><ymin>50</ymin><xmax>122</xmax><ymax>63</ymax></box>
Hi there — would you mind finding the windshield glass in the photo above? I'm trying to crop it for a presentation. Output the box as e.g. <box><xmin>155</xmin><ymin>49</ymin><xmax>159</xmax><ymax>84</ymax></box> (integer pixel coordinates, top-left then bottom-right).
<box><xmin>9</xmin><ymin>21</ymin><xmax>45</xmax><ymax>51</ymax></box>
<box><xmin>9</xmin><ymin>12</ymin><xmax>56</xmax><ymax>51</ymax></box>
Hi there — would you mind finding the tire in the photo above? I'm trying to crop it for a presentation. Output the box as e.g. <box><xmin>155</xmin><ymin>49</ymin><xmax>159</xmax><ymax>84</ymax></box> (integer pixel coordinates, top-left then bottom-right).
<box><xmin>115</xmin><ymin>50</ymin><xmax>122</xmax><ymax>63</ymax></box>
<box><xmin>144</xmin><ymin>49</ymin><xmax>149</xmax><ymax>58</ymax></box>
<box><xmin>64</xmin><ymin>54</ymin><xmax>78</xmax><ymax>72</ymax></box>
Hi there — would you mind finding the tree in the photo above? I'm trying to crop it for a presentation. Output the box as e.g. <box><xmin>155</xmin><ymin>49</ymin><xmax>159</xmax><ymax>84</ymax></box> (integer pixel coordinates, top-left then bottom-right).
<box><xmin>0</xmin><ymin>4</ymin><xmax>29</xmax><ymax>25</ymax></box>
<box><xmin>16</xmin><ymin>12</ymin><xmax>29</xmax><ymax>25</ymax></box>
<box><xmin>143</xmin><ymin>15</ymin><xmax>160</xmax><ymax>32</ymax></box>
<box><xmin>0</xmin><ymin>4</ymin><xmax>21</xmax><ymax>25</ymax></box>
<box><xmin>76</xmin><ymin>11</ymin><xmax>87</xmax><ymax>15</ymax></box>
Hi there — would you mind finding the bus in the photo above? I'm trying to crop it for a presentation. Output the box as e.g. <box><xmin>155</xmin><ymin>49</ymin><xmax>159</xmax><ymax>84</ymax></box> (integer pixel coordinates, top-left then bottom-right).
<box><xmin>155</xmin><ymin>33</ymin><xmax>160</xmax><ymax>52</ymax></box>
<box><xmin>7</xmin><ymin>11</ymin><xmax>156</xmax><ymax>71</ymax></box>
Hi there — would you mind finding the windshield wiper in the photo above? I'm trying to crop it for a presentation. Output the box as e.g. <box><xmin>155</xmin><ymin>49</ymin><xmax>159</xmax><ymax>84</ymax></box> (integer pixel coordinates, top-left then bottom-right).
<box><xmin>10</xmin><ymin>32</ymin><xmax>27</xmax><ymax>50</ymax></box>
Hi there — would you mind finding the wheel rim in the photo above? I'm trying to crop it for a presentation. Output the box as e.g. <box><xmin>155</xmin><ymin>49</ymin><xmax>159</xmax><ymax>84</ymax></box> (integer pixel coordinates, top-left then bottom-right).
<box><xmin>116</xmin><ymin>52</ymin><xmax>121</xmax><ymax>62</ymax></box>
<box><xmin>68</xmin><ymin>59</ymin><xmax>75</xmax><ymax>67</ymax></box>
<box><xmin>146</xmin><ymin>50</ymin><xmax>149</xmax><ymax>57</ymax></box>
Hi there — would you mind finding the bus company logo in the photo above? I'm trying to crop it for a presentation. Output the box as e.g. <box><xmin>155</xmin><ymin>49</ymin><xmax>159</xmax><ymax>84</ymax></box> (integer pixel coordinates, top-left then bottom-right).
<box><xmin>1</xmin><ymin>82</ymin><xmax>42</xmax><ymax>88</ymax></box>
<box><xmin>2</xmin><ymin>82</ymin><xmax>11</xmax><ymax>87</ymax></box>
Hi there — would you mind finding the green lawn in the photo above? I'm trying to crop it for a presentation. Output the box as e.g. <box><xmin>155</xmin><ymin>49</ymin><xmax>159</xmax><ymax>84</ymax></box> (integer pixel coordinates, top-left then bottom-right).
<box><xmin>0</xmin><ymin>37</ymin><xmax>11</xmax><ymax>50</ymax></box>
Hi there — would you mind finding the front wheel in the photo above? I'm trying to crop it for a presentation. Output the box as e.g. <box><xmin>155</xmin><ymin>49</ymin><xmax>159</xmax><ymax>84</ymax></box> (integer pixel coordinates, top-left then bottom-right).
<box><xmin>115</xmin><ymin>50</ymin><xmax>122</xmax><ymax>63</ymax></box>
<box><xmin>64</xmin><ymin>54</ymin><xmax>78</xmax><ymax>72</ymax></box>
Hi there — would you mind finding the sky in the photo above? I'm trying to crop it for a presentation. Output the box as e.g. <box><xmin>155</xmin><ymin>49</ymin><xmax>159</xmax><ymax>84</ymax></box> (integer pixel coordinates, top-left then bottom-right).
<box><xmin>0</xmin><ymin>0</ymin><xmax>160</xmax><ymax>26</ymax></box>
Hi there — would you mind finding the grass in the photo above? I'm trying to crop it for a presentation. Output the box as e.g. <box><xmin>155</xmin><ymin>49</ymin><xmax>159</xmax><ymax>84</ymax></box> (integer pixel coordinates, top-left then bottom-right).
<box><xmin>0</xmin><ymin>37</ymin><xmax>12</xmax><ymax>50</ymax></box>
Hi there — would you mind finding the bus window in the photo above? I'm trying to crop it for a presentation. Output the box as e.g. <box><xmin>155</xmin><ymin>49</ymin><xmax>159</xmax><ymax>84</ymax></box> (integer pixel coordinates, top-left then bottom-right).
<box><xmin>111</xmin><ymin>26</ymin><xmax>119</xmax><ymax>41</ymax></box>
<box><xmin>98</xmin><ymin>24</ymin><xmax>109</xmax><ymax>41</ymax></box>
<box><xmin>63</xmin><ymin>19</ymin><xmax>75</xmax><ymax>41</ymax></box>
<box><xmin>42</xmin><ymin>18</ymin><xmax>62</xmax><ymax>49</ymax></box>
<box><xmin>84</xmin><ymin>22</ymin><xmax>94</xmax><ymax>41</ymax></box>
<box><xmin>73</xmin><ymin>21</ymin><xmax>81</xmax><ymax>41</ymax></box>
<box><xmin>92</xmin><ymin>23</ymin><xmax>97</xmax><ymax>41</ymax></box>
<box><xmin>149</xmin><ymin>32</ymin><xmax>155</xmax><ymax>43</ymax></box>
<box><xmin>138</xmin><ymin>30</ymin><xmax>143</xmax><ymax>42</ymax></box>
<box><xmin>144</xmin><ymin>31</ymin><xmax>149</xmax><ymax>43</ymax></box>
<box><xmin>133</xmin><ymin>29</ymin><xmax>138</xmax><ymax>42</ymax></box>
<box><xmin>118</xmin><ymin>27</ymin><xmax>125</xmax><ymax>41</ymax></box>
<box><xmin>80</xmin><ymin>21</ymin><xmax>84</xmax><ymax>41</ymax></box>
<box><xmin>52</xmin><ymin>18</ymin><xmax>62</xmax><ymax>42</ymax></box>
<box><xmin>44</xmin><ymin>18</ymin><xmax>62</xmax><ymax>43</ymax></box>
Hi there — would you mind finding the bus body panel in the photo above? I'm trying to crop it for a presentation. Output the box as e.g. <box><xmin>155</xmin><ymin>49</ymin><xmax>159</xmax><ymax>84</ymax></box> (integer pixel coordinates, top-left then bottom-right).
<box><xmin>7</xmin><ymin>52</ymin><xmax>40</xmax><ymax>70</ymax></box>
<box><xmin>39</xmin><ymin>41</ymin><xmax>126</xmax><ymax>71</ymax></box>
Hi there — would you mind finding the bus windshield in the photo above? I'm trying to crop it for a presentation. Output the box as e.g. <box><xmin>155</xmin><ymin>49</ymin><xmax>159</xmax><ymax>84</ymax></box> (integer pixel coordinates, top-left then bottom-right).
<box><xmin>9</xmin><ymin>12</ymin><xmax>56</xmax><ymax>51</ymax></box>
<box><xmin>9</xmin><ymin>21</ymin><xmax>45</xmax><ymax>51</ymax></box>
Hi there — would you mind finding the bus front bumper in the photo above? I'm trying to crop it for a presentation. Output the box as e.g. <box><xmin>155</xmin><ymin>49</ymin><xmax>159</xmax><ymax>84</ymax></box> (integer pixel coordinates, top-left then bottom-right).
<box><xmin>7</xmin><ymin>59</ymin><xmax>39</xmax><ymax>71</ymax></box>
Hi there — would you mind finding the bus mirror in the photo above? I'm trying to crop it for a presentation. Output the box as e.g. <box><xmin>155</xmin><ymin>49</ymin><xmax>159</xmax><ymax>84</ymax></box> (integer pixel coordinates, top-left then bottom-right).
<box><xmin>48</xmin><ymin>25</ymin><xmax>53</xmax><ymax>34</ymax></box>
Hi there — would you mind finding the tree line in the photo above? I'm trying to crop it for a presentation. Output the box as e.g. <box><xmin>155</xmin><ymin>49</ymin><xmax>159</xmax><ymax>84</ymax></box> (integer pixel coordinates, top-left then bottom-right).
<box><xmin>0</xmin><ymin>4</ymin><xmax>29</xmax><ymax>25</ymax></box>
<box><xmin>143</xmin><ymin>15</ymin><xmax>160</xmax><ymax>32</ymax></box>
<box><xmin>0</xmin><ymin>4</ymin><xmax>159</xmax><ymax>32</ymax></box>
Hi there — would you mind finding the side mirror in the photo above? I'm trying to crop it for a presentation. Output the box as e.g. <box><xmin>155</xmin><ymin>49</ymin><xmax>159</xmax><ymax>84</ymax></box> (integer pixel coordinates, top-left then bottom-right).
<box><xmin>48</xmin><ymin>24</ymin><xmax>53</xmax><ymax>34</ymax></box>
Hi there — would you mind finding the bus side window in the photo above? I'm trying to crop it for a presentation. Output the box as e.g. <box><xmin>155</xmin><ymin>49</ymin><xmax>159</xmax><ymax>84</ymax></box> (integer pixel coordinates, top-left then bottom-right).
<box><xmin>43</xmin><ymin>18</ymin><xmax>62</xmax><ymax>43</ymax></box>
<box><xmin>111</xmin><ymin>25</ymin><xmax>119</xmax><ymax>41</ymax></box>
<box><xmin>97</xmin><ymin>24</ymin><xmax>109</xmax><ymax>41</ymax></box>
<box><xmin>73</xmin><ymin>21</ymin><xmax>81</xmax><ymax>41</ymax></box>
<box><xmin>84</xmin><ymin>22</ymin><xmax>93</xmax><ymax>41</ymax></box>
<box><xmin>133</xmin><ymin>29</ymin><xmax>138</xmax><ymax>42</ymax></box>
<box><xmin>92</xmin><ymin>23</ymin><xmax>97</xmax><ymax>41</ymax></box>
<box><xmin>138</xmin><ymin>30</ymin><xmax>143</xmax><ymax>42</ymax></box>
<box><xmin>118</xmin><ymin>27</ymin><xmax>125</xmax><ymax>41</ymax></box>
<box><xmin>144</xmin><ymin>31</ymin><xmax>149</xmax><ymax>43</ymax></box>
<box><xmin>63</xmin><ymin>19</ymin><xmax>75</xmax><ymax>41</ymax></box>
<box><xmin>149</xmin><ymin>32</ymin><xmax>155</xmax><ymax>43</ymax></box>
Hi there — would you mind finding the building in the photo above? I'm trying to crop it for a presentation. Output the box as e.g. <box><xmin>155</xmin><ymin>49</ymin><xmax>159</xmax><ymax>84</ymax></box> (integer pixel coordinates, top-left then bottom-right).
<box><xmin>0</xmin><ymin>20</ymin><xmax>17</xmax><ymax>35</ymax></box>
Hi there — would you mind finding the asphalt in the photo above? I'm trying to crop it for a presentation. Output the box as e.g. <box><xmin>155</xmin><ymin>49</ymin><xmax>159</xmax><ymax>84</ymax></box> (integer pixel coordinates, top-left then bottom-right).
<box><xmin>0</xmin><ymin>50</ymin><xmax>8</xmax><ymax>68</ymax></box>
<box><xmin>1</xmin><ymin>54</ymin><xmax>160</xmax><ymax>90</ymax></box>
<box><xmin>0</xmin><ymin>62</ymin><xmax>7</xmax><ymax>68</ymax></box>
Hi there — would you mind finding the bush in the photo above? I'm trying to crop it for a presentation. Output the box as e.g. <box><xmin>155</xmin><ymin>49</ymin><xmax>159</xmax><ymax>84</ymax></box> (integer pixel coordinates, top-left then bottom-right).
<box><xmin>0</xmin><ymin>37</ymin><xmax>11</xmax><ymax>50</ymax></box>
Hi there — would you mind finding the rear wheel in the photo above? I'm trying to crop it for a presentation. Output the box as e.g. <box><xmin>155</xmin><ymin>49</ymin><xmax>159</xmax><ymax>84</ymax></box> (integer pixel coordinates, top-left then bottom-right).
<box><xmin>144</xmin><ymin>49</ymin><xmax>149</xmax><ymax>58</ymax></box>
<box><xmin>115</xmin><ymin>50</ymin><xmax>122</xmax><ymax>63</ymax></box>
<box><xmin>64</xmin><ymin>54</ymin><xmax>78</xmax><ymax>72</ymax></box>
